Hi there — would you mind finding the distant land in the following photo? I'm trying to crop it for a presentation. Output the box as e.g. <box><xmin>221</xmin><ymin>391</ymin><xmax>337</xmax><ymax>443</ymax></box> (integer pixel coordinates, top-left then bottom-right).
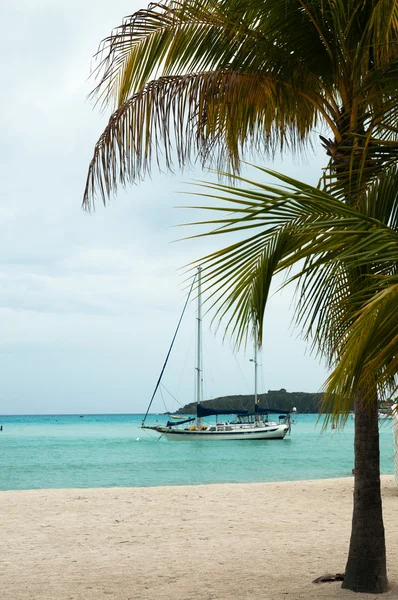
<box><xmin>177</xmin><ymin>388</ymin><xmax>323</xmax><ymax>414</ymax></box>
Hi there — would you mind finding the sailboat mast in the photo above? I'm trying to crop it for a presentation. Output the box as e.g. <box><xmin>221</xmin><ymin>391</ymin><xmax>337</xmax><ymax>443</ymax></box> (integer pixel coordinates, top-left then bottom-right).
<box><xmin>253</xmin><ymin>320</ymin><xmax>259</xmax><ymax>420</ymax></box>
<box><xmin>254</xmin><ymin>323</ymin><xmax>258</xmax><ymax>406</ymax></box>
<box><xmin>196</xmin><ymin>266</ymin><xmax>202</xmax><ymax>427</ymax></box>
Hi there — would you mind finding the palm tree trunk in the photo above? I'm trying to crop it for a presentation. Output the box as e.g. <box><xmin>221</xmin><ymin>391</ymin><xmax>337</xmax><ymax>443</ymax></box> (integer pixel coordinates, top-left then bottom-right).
<box><xmin>342</xmin><ymin>391</ymin><xmax>387</xmax><ymax>593</ymax></box>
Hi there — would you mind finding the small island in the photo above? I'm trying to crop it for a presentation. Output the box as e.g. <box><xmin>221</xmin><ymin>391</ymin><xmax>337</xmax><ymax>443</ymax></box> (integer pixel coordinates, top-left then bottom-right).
<box><xmin>176</xmin><ymin>388</ymin><xmax>323</xmax><ymax>415</ymax></box>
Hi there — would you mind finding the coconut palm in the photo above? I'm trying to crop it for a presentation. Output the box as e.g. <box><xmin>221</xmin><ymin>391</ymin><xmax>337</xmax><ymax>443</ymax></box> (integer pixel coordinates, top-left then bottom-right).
<box><xmin>185</xmin><ymin>160</ymin><xmax>398</xmax><ymax>593</ymax></box>
<box><xmin>84</xmin><ymin>0</ymin><xmax>398</xmax><ymax>593</ymax></box>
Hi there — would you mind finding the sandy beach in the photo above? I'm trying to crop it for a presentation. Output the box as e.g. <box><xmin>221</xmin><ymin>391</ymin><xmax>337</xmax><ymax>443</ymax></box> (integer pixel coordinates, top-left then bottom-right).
<box><xmin>1</xmin><ymin>476</ymin><xmax>397</xmax><ymax>599</ymax></box>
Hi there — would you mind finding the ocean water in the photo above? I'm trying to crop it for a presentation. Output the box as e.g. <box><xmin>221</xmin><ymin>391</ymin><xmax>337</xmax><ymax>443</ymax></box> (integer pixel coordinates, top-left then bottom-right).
<box><xmin>0</xmin><ymin>413</ymin><xmax>394</xmax><ymax>491</ymax></box>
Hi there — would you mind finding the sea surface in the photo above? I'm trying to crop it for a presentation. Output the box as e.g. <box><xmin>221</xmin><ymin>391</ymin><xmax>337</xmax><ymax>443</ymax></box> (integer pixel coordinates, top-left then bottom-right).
<box><xmin>0</xmin><ymin>413</ymin><xmax>395</xmax><ymax>491</ymax></box>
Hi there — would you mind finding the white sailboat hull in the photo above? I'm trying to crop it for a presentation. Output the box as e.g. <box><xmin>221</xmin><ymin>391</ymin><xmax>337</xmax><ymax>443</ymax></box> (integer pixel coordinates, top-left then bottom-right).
<box><xmin>144</xmin><ymin>423</ymin><xmax>289</xmax><ymax>440</ymax></box>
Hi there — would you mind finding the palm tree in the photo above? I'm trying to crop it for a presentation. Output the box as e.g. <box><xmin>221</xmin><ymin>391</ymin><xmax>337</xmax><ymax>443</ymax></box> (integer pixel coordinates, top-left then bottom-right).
<box><xmin>84</xmin><ymin>1</ymin><xmax>398</xmax><ymax>592</ymax></box>
<box><xmin>185</xmin><ymin>162</ymin><xmax>398</xmax><ymax>594</ymax></box>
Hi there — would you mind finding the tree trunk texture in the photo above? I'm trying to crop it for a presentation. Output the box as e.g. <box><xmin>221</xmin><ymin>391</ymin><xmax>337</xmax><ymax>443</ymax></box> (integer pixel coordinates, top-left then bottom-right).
<box><xmin>342</xmin><ymin>392</ymin><xmax>388</xmax><ymax>593</ymax></box>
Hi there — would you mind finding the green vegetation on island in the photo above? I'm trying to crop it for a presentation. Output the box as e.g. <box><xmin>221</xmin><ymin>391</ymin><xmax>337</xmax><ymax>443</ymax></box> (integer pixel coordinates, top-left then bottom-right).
<box><xmin>177</xmin><ymin>389</ymin><xmax>323</xmax><ymax>415</ymax></box>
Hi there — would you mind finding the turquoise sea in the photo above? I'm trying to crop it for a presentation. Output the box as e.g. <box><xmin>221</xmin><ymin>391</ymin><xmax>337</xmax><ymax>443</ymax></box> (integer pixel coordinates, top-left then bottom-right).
<box><xmin>0</xmin><ymin>413</ymin><xmax>394</xmax><ymax>491</ymax></box>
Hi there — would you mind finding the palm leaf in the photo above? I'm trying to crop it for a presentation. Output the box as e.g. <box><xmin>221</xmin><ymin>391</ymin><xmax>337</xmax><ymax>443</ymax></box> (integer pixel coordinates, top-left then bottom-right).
<box><xmin>179</xmin><ymin>165</ymin><xmax>398</xmax><ymax>425</ymax></box>
<box><xmin>83</xmin><ymin>72</ymin><xmax>319</xmax><ymax>209</ymax></box>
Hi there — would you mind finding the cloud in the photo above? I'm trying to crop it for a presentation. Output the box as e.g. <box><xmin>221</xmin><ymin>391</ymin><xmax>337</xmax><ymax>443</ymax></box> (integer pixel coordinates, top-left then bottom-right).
<box><xmin>0</xmin><ymin>0</ymin><xmax>329</xmax><ymax>414</ymax></box>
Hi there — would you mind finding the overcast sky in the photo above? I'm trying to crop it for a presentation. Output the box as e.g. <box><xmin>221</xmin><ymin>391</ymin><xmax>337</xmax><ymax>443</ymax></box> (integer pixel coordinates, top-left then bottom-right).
<box><xmin>1</xmin><ymin>0</ymin><xmax>329</xmax><ymax>415</ymax></box>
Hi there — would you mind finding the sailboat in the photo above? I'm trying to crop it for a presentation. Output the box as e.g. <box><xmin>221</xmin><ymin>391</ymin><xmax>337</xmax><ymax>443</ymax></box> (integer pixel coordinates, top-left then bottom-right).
<box><xmin>142</xmin><ymin>267</ymin><xmax>297</xmax><ymax>440</ymax></box>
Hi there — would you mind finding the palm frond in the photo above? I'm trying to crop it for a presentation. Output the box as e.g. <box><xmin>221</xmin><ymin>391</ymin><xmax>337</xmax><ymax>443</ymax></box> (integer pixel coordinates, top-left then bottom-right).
<box><xmin>178</xmin><ymin>164</ymin><xmax>398</xmax><ymax>425</ymax></box>
<box><xmin>90</xmin><ymin>0</ymin><xmax>336</xmax><ymax>109</ymax></box>
<box><xmin>91</xmin><ymin>0</ymin><xmax>236</xmax><ymax>108</ymax></box>
<box><xmin>83</xmin><ymin>72</ymin><xmax>319</xmax><ymax>209</ymax></box>
<box><xmin>322</xmin><ymin>282</ymin><xmax>398</xmax><ymax>423</ymax></box>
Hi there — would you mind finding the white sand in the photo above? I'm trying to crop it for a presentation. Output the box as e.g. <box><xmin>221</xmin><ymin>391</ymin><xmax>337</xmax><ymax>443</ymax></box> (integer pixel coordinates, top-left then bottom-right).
<box><xmin>1</xmin><ymin>476</ymin><xmax>397</xmax><ymax>599</ymax></box>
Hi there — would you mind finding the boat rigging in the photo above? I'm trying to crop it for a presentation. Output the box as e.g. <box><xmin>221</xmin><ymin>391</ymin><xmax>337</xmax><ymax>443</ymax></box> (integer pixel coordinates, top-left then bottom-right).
<box><xmin>142</xmin><ymin>267</ymin><xmax>297</xmax><ymax>440</ymax></box>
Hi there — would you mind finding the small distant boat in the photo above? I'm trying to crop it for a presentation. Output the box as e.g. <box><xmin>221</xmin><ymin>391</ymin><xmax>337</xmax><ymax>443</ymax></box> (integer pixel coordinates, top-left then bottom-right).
<box><xmin>378</xmin><ymin>410</ymin><xmax>393</xmax><ymax>420</ymax></box>
<box><xmin>351</xmin><ymin>409</ymin><xmax>393</xmax><ymax>421</ymax></box>
<box><xmin>142</xmin><ymin>267</ymin><xmax>297</xmax><ymax>441</ymax></box>
<box><xmin>378</xmin><ymin>402</ymin><xmax>394</xmax><ymax>420</ymax></box>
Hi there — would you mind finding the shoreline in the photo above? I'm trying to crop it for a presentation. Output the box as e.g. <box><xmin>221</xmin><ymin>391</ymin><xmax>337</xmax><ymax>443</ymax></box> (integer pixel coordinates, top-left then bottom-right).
<box><xmin>2</xmin><ymin>476</ymin><xmax>397</xmax><ymax>599</ymax></box>
<box><xmin>0</xmin><ymin>473</ymin><xmax>377</xmax><ymax>493</ymax></box>
<box><xmin>1</xmin><ymin>471</ymin><xmax>394</xmax><ymax>493</ymax></box>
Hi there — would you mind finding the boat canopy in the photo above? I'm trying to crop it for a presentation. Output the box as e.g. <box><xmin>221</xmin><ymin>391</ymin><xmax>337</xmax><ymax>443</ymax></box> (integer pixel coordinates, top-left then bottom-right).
<box><xmin>197</xmin><ymin>404</ymin><xmax>249</xmax><ymax>418</ymax></box>
<box><xmin>196</xmin><ymin>404</ymin><xmax>290</xmax><ymax>418</ymax></box>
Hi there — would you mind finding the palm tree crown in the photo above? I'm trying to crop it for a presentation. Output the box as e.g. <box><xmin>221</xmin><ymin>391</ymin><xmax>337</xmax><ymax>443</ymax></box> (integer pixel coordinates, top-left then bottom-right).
<box><xmin>84</xmin><ymin>0</ymin><xmax>398</xmax><ymax>208</ymax></box>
